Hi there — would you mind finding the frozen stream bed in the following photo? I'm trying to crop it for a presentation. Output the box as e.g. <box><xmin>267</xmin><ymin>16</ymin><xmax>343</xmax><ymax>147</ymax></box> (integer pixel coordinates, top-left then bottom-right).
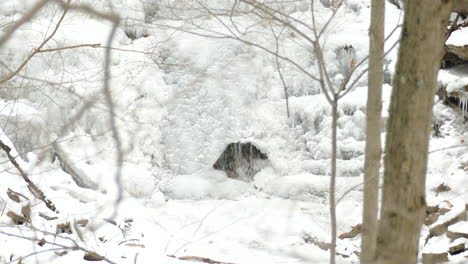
<box><xmin>0</xmin><ymin>161</ymin><xmax>363</xmax><ymax>264</ymax></box>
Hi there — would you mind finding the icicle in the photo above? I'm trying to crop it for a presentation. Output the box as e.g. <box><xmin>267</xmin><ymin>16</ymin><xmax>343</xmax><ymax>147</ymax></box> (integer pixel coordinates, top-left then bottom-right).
<box><xmin>459</xmin><ymin>93</ymin><xmax>468</xmax><ymax>118</ymax></box>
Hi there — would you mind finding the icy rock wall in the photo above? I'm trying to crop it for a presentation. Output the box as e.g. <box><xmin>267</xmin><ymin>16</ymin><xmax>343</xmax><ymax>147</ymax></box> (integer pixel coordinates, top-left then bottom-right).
<box><xmin>158</xmin><ymin>36</ymin><xmax>266</xmax><ymax>174</ymax></box>
<box><xmin>0</xmin><ymin>0</ymin><xmax>386</xmax><ymax>189</ymax></box>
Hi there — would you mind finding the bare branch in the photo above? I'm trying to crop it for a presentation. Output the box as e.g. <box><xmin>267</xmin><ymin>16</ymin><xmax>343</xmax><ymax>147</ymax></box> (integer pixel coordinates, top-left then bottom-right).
<box><xmin>338</xmin><ymin>24</ymin><xmax>402</xmax><ymax>99</ymax></box>
<box><xmin>317</xmin><ymin>0</ymin><xmax>343</xmax><ymax>39</ymax></box>
<box><xmin>0</xmin><ymin>228</ymin><xmax>117</xmax><ymax>264</ymax></box>
<box><xmin>240</xmin><ymin>0</ymin><xmax>317</xmax><ymax>46</ymax></box>
<box><xmin>102</xmin><ymin>22</ymin><xmax>125</xmax><ymax>216</ymax></box>
<box><xmin>270</xmin><ymin>23</ymin><xmax>290</xmax><ymax>118</ymax></box>
<box><xmin>37</xmin><ymin>43</ymin><xmax>102</xmax><ymax>53</ymax></box>
<box><xmin>311</xmin><ymin>0</ymin><xmax>336</xmax><ymax>100</ymax></box>
<box><xmin>338</xmin><ymin>36</ymin><xmax>400</xmax><ymax>100</ymax></box>
<box><xmin>0</xmin><ymin>140</ymin><xmax>58</xmax><ymax>213</ymax></box>
<box><xmin>0</xmin><ymin>0</ymin><xmax>71</xmax><ymax>85</ymax></box>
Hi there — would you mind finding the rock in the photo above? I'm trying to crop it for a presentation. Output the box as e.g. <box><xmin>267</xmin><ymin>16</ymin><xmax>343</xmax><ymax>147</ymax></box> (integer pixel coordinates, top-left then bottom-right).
<box><xmin>83</xmin><ymin>252</ymin><xmax>105</xmax><ymax>261</ymax></box>
<box><xmin>38</xmin><ymin>212</ymin><xmax>58</xmax><ymax>221</ymax></box>
<box><xmin>445</xmin><ymin>23</ymin><xmax>468</xmax><ymax>66</ymax></box>
<box><xmin>448</xmin><ymin>239</ymin><xmax>466</xmax><ymax>255</ymax></box>
<box><xmin>37</xmin><ymin>238</ymin><xmax>46</xmax><ymax>247</ymax></box>
<box><xmin>302</xmin><ymin>233</ymin><xmax>331</xmax><ymax>250</ymax></box>
<box><xmin>429</xmin><ymin>211</ymin><xmax>466</xmax><ymax>237</ymax></box>
<box><xmin>422</xmin><ymin>252</ymin><xmax>449</xmax><ymax>264</ymax></box>
<box><xmin>6</xmin><ymin>190</ymin><xmax>21</xmax><ymax>203</ymax></box>
<box><xmin>56</xmin><ymin>222</ymin><xmax>72</xmax><ymax>234</ymax></box>
<box><xmin>7</xmin><ymin>211</ymin><xmax>29</xmax><ymax>225</ymax></box>
<box><xmin>53</xmin><ymin>143</ymin><xmax>97</xmax><ymax>189</ymax></box>
<box><xmin>21</xmin><ymin>204</ymin><xmax>31</xmax><ymax>220</ymax></box>
<box><xmin>446</xmin><ymin>45</ymin><xmax>468</xmax><ymax>61</ymax></box>
<box><xmin>338</xmin><ymin>224</ymin><xmax>361</xmax><ymax>239</ymax></box>
<box><xmin>213</xmin><ymin>142</ymin><xmax>269</xmax><ymax>181</ymax></box>
<box><xmin>447</xmin><ymin>221</ymin><xmax>468</xmax><ymax>239</ymax></box>
<box><xmin>426</xmin><ymin>204</ymin><xmax>451</xmax><ymax>226</ymax></box>
<box><xmin>423</xmin><ymin>234</ymin><xmax>450</xmax><ymax>260</ymax></box>
<box><xmin>433</xmin><ymin>183</ymin><xmax>451</xmax><ymax>194</ymax></box>
<box><xmin>75</xmin><ymin>219</ymin><xmax>89</xmax><ymax>227</ymax></box>
<box><xmin>428</xmin><ymin>199</ymin><xmax>466</xmax><ymax>239</ymax></box>
<box><xmin>442</xmin><ymin>50</ymin><xmax>468</xmax><ymax>69</ymax></box>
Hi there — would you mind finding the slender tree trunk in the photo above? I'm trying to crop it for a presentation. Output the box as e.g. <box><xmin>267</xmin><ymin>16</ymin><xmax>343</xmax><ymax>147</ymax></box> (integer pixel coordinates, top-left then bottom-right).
<box><xmin>329</xmin><ymin>96</ymin><xmax>338</xmax><ymax>264</ymax></box>
<box><xmin>361</xmin><ymin>0</ymin><xmax>385</xmax><ymax>263</ymax></box>
<box><xmin>375</xmin><ymin>1</ymin><xmax>452</xmax><ymax>264</ymax></box>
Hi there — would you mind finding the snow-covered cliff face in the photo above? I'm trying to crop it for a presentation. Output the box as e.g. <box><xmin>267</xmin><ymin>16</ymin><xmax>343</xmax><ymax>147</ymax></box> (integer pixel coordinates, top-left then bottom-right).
<box><xmin>0</xmin><ymin>0</ymin><xmax>405</xmax><ymax>198</ymax></box>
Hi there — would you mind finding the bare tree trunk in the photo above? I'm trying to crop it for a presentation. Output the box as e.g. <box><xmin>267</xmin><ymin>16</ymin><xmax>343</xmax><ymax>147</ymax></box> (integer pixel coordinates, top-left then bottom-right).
<box><xmin>361</xmin><ymin>0</ymin><xmax>384</xmax><ymax>262</ymax></box>
<box><xmin>453</xmin><ymin>0</ymin><xmax>468</xmax><ymax>12</ymax></box>
<box><xmin>330</xmin><ymin>96</ymin><xmax>338</xmax><ymax>264</ymax></box>
<box><xmin>375</xmin><ymin>1</ymin><xmax>452</xmax><ymax>264</ymax></box>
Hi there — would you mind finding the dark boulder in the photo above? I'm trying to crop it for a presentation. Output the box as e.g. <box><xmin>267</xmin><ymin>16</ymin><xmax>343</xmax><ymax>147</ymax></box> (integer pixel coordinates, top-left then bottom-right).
<box><xmin>213</xmin><ymin>142</ymin><xmax>269</xmax><ymax>181</ymax></box>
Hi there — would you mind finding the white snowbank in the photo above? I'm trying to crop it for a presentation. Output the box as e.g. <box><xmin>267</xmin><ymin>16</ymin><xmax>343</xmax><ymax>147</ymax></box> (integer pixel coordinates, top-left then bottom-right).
<box><xmin>447</xmin><ymin>27</ymin><xmax>468</xmax><ymax>47</ymax></box>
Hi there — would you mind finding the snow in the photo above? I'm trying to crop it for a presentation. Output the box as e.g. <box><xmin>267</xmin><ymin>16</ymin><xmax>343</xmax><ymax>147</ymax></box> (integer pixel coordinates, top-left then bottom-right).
<box><xmin>160</xmin><ymin>170</ymin><xmax>255</xmax><ymax>200</ymax></box>
<box><xmin>446</xmin><ymin>78</ymin><xmax>468</xmax><ymax>94</ymax></box>
<box><xmin>423</xmin><ymin>234</ymin><xmax>450</xmax><ymax>254</ymax></box>
<box><xmin>446</xmin><ymin>26</ymin><xmax>468</xmax><ymax>47</ymax></box>
<box><xmin>428</xmin><ymin>198</ymin><xmax>465</xmax><ymax>230</ymax></box>
<box><xmin>438</xmin><ymin>65</ymin><xmax>468</xmax><ymax>117</ymax></box>
<box><xmin>448</xmin><ymin>221</ymin><xmax>468</xmax><ymax>234</ymax></box>
<box><xmin>440</xmin><ymin>71</ymin><xmax>468</xmax><ymax>116</ymax></box>
<box><xmin>0</xmin><ymin>0</ymin><xmax>465</xmax><ymax>264</ymax></box>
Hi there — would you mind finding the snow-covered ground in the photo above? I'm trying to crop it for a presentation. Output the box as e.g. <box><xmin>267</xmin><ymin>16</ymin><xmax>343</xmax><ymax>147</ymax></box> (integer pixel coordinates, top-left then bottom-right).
<box><xmin>0</xmin><ymin>0</ymin><xmax>467</xmax><ymax>263</ymax></box>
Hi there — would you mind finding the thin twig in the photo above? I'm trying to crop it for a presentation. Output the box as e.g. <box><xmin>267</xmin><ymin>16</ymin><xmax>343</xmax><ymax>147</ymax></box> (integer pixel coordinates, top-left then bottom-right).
<box><xmin>338</xmin><ymin>30</ymin><xmax>401</xmax><ymax>100</ymax></box>
<box><xmin>5</xmin><ymin>247</ymin><xmax>73</xmax><ymax>264</ymax></box>
<box><xmin>0</xmin><ymin>228</ymin><xmax>117</xmax><ymax>264</ymax></box>
<box><xmin>0</xmin><ymin>0</ymin><xmax>71</xmax><ymax>85</ymax></box>
<box><xmin>311</xmin><ymin>0</ymin><xmax>336</xmax><ymax>100</ymax></box>
<box><xmin>0</xmin><ymin>140</ymin><xmax>58</xmax><ymax>213</ymax></box>
<box><xmin>99</xmin><ymin>45</ymin><xmax>159</xmax><ymax>55</ymax></box>
<box><xmin>269</xmin><ymin>22</ymin><xmax>290</xmax><ymax>118</ymax></box>
<box><xmin>37</xmin><ymin>43</ymin><xmax>102</xmax><ymax>53</ymax></box>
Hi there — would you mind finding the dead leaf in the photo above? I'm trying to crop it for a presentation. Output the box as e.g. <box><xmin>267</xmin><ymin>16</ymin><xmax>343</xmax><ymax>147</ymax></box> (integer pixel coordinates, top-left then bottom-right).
<box><xmin>84</xmin><ymin>252</ymin><xmax>105</xmax><ymax>261</ymax></box>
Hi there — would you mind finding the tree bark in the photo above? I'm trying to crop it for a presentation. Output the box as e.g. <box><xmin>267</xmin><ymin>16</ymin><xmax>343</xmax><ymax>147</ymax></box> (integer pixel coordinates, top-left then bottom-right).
<box><xmin>329</xmin><ymin>97</ymin><xmax>338</xmax><ymax>264</ymax></box>
<box><xmin>361</xmin><ymin>0</ymin><xmax>385</xmax><ymax>262</ymax></box>
<box><xmin>375</xmin><ymin>1</ymin><xmax>452</xmax><ymax>264</ymax></box>
<box><xmin>453</xmin><ymin>0</ymin><xmax>468</xmax><ymax>13</ymax></box>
